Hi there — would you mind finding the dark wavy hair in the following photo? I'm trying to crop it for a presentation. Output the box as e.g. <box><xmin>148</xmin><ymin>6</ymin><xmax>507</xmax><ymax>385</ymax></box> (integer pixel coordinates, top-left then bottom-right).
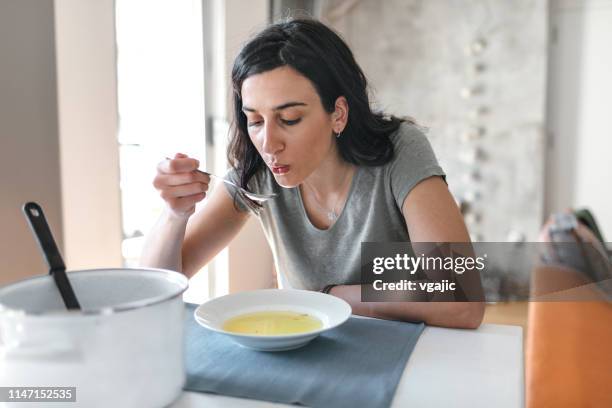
<box><xmin>228</xmin><ymin>18</ymin><xmax>404</xmax><ymax>191</ymax></box>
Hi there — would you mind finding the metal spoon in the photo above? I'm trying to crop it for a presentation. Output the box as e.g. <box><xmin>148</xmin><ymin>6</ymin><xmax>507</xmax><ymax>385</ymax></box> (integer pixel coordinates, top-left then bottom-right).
<box><xmin>196</xmin><ymin>170</ymin><xmax>276</xmax><ymax>203</ymax></box>
<box><xmin>22</xmin><ymin>202</ymin><xmax>81</xmax><ymax>310</ymax></box>
<box><xmin>164</xmin><ymin>157</ymin><xmax>277</xmax><ymax>209</ymax></box>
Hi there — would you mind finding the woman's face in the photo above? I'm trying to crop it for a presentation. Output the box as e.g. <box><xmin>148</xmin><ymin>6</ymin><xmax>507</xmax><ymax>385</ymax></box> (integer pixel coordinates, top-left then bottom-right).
<box><xmin>240</xmin><ymin>66</ymin><xmax>341</xmax><ymax>188</ymax></box>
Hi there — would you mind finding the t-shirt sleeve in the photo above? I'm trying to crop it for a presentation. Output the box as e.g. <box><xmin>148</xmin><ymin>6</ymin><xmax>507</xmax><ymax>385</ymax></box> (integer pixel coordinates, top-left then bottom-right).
<box><xmin>387</xmin><ymin>123</ymin><xmax>446</xmax><ymax>210</ymax></box>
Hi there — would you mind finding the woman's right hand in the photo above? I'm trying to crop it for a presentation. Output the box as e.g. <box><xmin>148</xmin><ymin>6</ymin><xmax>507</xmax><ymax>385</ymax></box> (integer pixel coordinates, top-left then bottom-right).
<box><xmin>154</xmin><ymin>153</ymin><xmax>211</xmax><ymax>219</ymax></box>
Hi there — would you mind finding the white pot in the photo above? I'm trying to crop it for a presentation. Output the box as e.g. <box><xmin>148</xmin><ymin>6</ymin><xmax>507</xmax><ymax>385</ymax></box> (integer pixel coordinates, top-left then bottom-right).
<box><xmin>0</xmin><ymin>268</ymin><xmax>188</xmax><ymax>408</ymax></box>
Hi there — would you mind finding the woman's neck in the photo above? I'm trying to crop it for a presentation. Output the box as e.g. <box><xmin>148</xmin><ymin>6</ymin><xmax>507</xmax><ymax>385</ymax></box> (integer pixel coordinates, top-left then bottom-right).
<box><xmin>302</xmin><ymin>151</ymin><xmax>355</xmax><ymax>197</ymax></box>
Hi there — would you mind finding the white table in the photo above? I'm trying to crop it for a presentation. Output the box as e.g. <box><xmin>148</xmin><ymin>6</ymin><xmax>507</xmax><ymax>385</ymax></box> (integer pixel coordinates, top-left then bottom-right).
<box><xmin>172</xmin><ymin>323</ymin><xmax>523</xmax><ymax>408</ymax></box>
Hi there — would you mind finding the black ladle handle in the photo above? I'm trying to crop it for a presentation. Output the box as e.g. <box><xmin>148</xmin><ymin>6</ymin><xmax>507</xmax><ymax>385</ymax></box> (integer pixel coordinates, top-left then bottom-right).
<box><xmin>22</xmin><ymin>202</ymin><xmax>81</xmax><ymax>310</ymax></box>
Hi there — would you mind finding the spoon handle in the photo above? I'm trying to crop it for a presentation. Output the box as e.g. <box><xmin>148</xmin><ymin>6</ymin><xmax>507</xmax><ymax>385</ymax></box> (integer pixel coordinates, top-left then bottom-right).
<box><xmin>23</xmin><ymin>202</ymin><xmax>81</xmax><ymax>310</ymax></box>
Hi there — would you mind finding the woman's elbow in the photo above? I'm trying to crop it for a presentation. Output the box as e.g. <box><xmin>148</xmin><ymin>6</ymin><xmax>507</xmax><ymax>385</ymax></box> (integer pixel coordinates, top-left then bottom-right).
<box><xmin>181</xmin><ymin>256</ymin><xmax>198</xmax><ymax>279</ymax></box>
<box><xmin>459</xmin><ymin>302</ymin><xmax>485</xmax><ymax>329</ymax></box>
<box><xmin>426</xmin><ymin>302</ymin><xmax>484</xmax><ymax>329</ymax></box>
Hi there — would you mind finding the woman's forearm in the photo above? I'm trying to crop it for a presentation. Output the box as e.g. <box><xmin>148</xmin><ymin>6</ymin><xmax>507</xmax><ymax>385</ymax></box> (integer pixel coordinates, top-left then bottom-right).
<box><xmin>329</xmin><ymin>284</ymin><xmax>484</xmax><ymax>329</ymax></box>
<box><xmin>139</xmin><ymin>208</ymin><xmax>189</xmax><ymax>273</ymax></box>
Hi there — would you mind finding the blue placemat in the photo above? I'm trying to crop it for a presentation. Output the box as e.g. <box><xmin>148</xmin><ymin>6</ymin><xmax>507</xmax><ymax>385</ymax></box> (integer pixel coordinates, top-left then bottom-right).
<box><xmin>183</xmin><ymin>302</ymin><xmax>424</xmax><ymax>408</ymax></box>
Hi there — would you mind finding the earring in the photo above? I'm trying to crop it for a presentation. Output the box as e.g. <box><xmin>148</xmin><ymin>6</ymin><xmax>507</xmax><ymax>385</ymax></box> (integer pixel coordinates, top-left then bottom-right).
<box><xmin>335</xmin><ymin>131</ymin><xmax>342</xmax><ymax>139</ymax></box>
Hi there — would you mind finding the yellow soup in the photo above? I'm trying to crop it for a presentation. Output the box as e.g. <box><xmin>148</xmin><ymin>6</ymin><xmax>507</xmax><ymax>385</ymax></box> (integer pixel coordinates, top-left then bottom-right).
<box><xmin>222</xmin><ymin>311</ymin><xmax>323</xmax><ymax>335</ymax></box>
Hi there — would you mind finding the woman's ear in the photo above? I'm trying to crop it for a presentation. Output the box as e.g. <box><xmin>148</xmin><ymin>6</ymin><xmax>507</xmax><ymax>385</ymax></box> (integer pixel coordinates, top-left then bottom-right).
<box><xmin>333</xmin><ymin>96</ymin><xmax>349</xmax><ymax>133</ymax></box>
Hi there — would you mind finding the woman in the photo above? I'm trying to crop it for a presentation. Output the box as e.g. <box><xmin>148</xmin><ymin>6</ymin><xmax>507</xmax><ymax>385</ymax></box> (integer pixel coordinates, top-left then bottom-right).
<box><xmin>141</xmin><ymin>18</ymin><xmax>484</xmax><ymax>329</ymax></box>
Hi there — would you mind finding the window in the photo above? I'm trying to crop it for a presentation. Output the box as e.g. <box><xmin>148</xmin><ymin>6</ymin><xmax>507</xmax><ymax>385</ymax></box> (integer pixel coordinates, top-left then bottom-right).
<box><xmin>115</xmin><ymin>0</ymin><xmax>209</xmax><ymax>301</ymax></box>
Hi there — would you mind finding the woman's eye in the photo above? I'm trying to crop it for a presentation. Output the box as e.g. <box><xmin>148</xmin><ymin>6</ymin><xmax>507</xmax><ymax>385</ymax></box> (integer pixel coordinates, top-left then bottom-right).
<box><xmin>281</xmin><ymin>118</ymin><xmax>301</xmax><ymax>126</ymax></box>
<box><xmin>247</xmin><ymin>121</ymin><xmax>262</xmax><ymax>128</ymax></box>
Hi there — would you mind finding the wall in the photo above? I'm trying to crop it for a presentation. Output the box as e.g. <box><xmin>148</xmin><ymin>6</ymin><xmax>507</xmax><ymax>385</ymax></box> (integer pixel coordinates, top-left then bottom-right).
<box><xmin>54</xmin><ymin>0</ymin><xmax>123</xmax><ymax>269</ymax></box>
<box><xmin>0</xmin><ymin>0</ymin><xmax>64</xmax><ymax>285</ymax></box>
<box><xmin>546</xmin><ymin>0</ymin><xmax>612</xmax><ymax>240</ymax></box>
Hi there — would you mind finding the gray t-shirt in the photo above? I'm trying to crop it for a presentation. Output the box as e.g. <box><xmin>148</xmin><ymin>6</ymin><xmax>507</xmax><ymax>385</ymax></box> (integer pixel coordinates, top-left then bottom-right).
<box><xmin>226</xmin><ymin>122</ymin><xmax>446</xmax><ymax>290</ymax></box>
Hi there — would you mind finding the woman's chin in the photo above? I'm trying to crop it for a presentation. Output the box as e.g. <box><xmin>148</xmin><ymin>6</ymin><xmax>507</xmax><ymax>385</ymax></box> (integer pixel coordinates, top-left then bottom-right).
<box><xmin>272</xmin><ymin>173</ymin><xmax>300</xmax><ymax>189</ymax></box>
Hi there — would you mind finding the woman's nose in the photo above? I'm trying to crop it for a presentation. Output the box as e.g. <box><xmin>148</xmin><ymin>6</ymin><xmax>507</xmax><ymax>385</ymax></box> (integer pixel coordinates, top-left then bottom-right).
<box><xmin>261</xmin><ymin>123</ymin><xmax>284</xmax><ymax>156</ymax></box>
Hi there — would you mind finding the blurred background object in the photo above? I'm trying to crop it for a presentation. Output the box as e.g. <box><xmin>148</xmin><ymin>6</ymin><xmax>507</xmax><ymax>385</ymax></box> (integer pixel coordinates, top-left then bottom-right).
<box><xmin>526</xmin><ymin>209</ymin><xmax>612</xmax><ymax>408</ymax></box>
